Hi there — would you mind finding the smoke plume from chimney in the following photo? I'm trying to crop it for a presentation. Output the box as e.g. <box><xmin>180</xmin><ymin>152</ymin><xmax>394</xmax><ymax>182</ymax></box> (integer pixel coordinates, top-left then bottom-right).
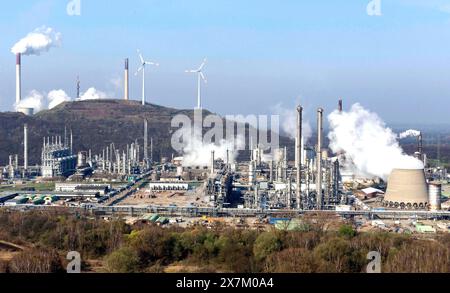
<box><xmin>327</xmin><ymin>103</ymin><xmax>424</xmax><ymax>180</ymax></box>
<box><xmin>11</xmin><ymin>26</ymin><xmax>61</xmax><ymax>56</ymax></box>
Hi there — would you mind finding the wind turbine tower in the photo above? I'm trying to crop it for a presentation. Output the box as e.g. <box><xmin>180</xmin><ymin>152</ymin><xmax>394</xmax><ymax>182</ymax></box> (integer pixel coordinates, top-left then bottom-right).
<box><xmin>186</xmin><ymin>58</ymin><xmax>207</xmax><ymax>109</ymax></box>
<box><xmin>136</xmin><ymin>49</ymin><xmax>159</xmax><ymax>106</ymax></box>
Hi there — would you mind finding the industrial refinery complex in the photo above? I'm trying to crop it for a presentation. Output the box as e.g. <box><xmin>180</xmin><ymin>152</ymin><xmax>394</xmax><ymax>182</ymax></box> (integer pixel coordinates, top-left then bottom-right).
<box><xmin>0</xmin><ymin>26</ymin><xmax>449</xmax><ymax>237</ymax></box>
<box><xmin>1</xmin><ymin>71</ymin><xmax>449</xmax><ymax>235</ymax></box>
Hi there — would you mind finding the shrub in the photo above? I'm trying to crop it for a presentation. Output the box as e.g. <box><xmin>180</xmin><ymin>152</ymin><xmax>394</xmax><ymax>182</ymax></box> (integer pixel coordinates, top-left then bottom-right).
<box><xmin>338</xmin><ymin>225</ymin><xmax>356</xmax><ymax>239</ymax></box>
<box><xmin>128</xmin><ymin>226</ymin><xmax>174</xmax><ymax>266</ymax></box>
<box><xmin>253</xmin><ymin>231</ymin><xmax>282</xmax><ymax>261</ymax></box>
<box><xmin>105</xmin><ymin>247</ymin><xmax>140</xmax><ymax>273</ymax></box>
<box><xmin>314</xmin><ymin>237</ymin><xmax>365</xmax><ymax>272</ymax></box>
<box><xmin>265</xmin><ymin>248</ymin><xmax>328</xmax><ymax>273</ymax></box>
<box><xmin>8</xmin><ymin>248</ymin><xmax>63</xmax><ymax>273</ymax></box>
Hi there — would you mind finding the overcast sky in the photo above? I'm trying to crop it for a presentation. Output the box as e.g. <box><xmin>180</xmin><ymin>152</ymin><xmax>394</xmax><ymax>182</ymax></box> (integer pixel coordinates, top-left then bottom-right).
<box><xmin>1</xmin><ymin>0</ymin><xmax>450</xmax><ymax>124</ymax></box>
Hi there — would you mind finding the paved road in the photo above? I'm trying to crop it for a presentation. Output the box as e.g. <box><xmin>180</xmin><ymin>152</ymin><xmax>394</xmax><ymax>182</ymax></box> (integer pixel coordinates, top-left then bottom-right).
<box><xmin>4</xmin><ymin>204</ymin><xmax>450</xmax><ymax>220</ymax></box>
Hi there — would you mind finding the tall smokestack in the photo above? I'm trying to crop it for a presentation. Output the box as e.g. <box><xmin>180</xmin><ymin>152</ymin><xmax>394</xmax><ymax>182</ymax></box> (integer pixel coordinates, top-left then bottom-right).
<box><xmin>76</xmin><ymin>76</ymin><xmax>80</xmax><ymax>99</ymax></box>
<box><xmin>338</xmin><ymin>99</ymin><xmax>343</xmax><ymax>112</ymax></box>
<box><xmin>418</xmin><ymin>132</ymin><xmax>423</xmax><ymax>155</ymax></box>
<box><xmin>124</xmin><ymin>58</ymin><xmax>129</xmax><ymax>100</ymax></box>
<box><xmin>296</xmin><ymin>105</ymin><xmax>303</xmax><ymax>209</ymax></box>
<box><xmin>70</xmin><ymin>129</ymin><xmax>73</xmax><ymax>153</ymax></box>
<box><xmin>24</xmin><ymin>124</ymin><xmax>28</xmax><ymax>170</ymax></box>
<box><xmin>316</xmin><ymin>108</ymin><xmax>324</xmax><ymax>210</ymax></box>
<box><xmin>211</xmin><ymin>150</ymin><xmax>215</xmax><ymax>175</ymax></box>
<box><xmin>150</xmin><ymin>137</ymin><xmax>153</xmax><ymax>162</ymax></box>
<box><xmin>16</xmin><ymin>53</ymin><xmax>21</xmax><ymax>105</ymax></box>
<box><xmin>144</xmin><ymin>119</ymin><xmax>148</xmax><ymax>162</ymax></box>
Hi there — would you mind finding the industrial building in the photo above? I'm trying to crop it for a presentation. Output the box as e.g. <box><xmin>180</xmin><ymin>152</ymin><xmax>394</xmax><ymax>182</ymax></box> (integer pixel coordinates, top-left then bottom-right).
<box><xmin>55</xmin><ymin>183</ymin><xmax>112</xmax><ymax>196</ymax></box>
<box><xmin>148</xmin><ymin>182</ymin><xmax>189</xmax><ymax>191</ymax></box>
<box><xmin>41</xmin><ymin>136</ymin><xmax>77</xmax><ymax>178</ymax></box>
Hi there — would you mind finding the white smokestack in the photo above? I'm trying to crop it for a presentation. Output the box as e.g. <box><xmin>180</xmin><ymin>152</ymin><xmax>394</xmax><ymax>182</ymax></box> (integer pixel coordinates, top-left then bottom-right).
<box><xmin>211</xmin><ymin>150</ymin><xmax>215</xmax><ymax>175</ymax></box>
<box><xmin>144</xmin><ymin>119</ymin><xmax>148</xmax><ymax>161</ymax></box>
<box><xmin>124</xmin><ymin>58</ymin><xmax>129</xmax><ymax>100</ymax></box>
<box><xmin>24</xmin><ymin>124</ymin><xmax>28</xmax><ymax>170</ymax></box>
<box><xmin>12</xmin><ymin>26</ymin><xmax>62</xmax><ymax>112</ymax></box>
<box><xmin>16</xmin><ymin>53</ymin><xmax>21</xmax><ymax>105</ymax></box>
<box><xmin>316</xmin><ymin>108</ymin><xmax>323</xmax><ymax>209</ymax></box>
<box><xmin>296</xmin><ymin>105</ymin><xmax>303</xmax><ymax>209</ymax></box>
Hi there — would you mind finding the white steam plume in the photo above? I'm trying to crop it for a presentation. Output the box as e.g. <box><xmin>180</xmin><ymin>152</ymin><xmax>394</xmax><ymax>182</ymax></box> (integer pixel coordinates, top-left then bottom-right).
<box><xmin>15</xmin><ymin>87</ymin><xmax>108</xmax><ymax>113</ymax></box>
<box><xmin>15</xmin><ymin>90</ymin><xmax>45</xmax><ymax>112</ymax></box>
<box><xmin>77</xmin><ymin>87</ymin><xmax>108</xmax><ymax>101</ymax></box>
<box><xmin>48</xmin><ymin>90</ymin><xmax>72</xmax><ymax>109</ymax></box>
<box><xmin>11</xmin><ymin>26</ymin><xmax>62</xmax><ymax>56</ymax></box>
<box><xmin>272</xmin><ymin>103</ymin><xmax>312</xmax><ymax>142</ymax></box>
<box><xmin>328</xmin><ymin>103</ymin><xmax>423</xmax><ymax>180</ymax></box>
<box><xmin>398</xmin><ymin>129</ymin><xmax>421</xmax><ymax>139</ymax></box>
<box><xmin>180</xmin><ymin>129</ymin><xmax>245</xmax><ymax>167</ymax></box>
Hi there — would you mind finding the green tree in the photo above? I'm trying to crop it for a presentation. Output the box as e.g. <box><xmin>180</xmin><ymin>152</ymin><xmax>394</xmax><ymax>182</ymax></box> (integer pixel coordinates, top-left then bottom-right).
<box><xmin>105</xmin><ymin>247</ymin><xmax>140</xmax><ymax>273</ymax></box>
<box><xmin>338</xmin><ymin>225</ymin><xmax>357</xmax><ymax>239</ymax></box>
<box><xmin>253</xmin><ymin>231</ymin><xmax>282</xmax><ymax>261</ymax></box>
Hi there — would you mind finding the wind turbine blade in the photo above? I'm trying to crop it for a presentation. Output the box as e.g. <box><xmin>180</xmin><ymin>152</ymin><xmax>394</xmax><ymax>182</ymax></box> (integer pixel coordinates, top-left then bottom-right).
<box><xmin>200</xmin><ymin>72</ymin><xmax>207</xmax><ymax>83</ymax></box>
<box><xmin>135</xmin><ymin>66</ymin><xmax>143</xmax><ymax>76</ymax></box>
<box><xmin>145</xmin><ymin>61</ymin><xmax>159</xmax><ymax>66</ymax></box>
<box><xmin>137</xmin><ymin>50</ymin><xmax>144</xmax><ymax>64</ymax></box>
<box><xmin>198</xmin><ymin>58</ymin><xmax>207</xmax><ymax>71</ymax></box>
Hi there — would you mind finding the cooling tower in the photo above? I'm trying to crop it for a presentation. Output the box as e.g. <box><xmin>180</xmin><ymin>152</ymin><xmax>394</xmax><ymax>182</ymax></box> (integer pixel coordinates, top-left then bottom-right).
<box><xmin>383</xmin><ymin>169</ymin><xmax>429</xmax><ymax>209</ymax></box>
<box><xmin>17</xmin><ymin>107</ymin><xmax>34</xmax><ymax>116</ymax></box>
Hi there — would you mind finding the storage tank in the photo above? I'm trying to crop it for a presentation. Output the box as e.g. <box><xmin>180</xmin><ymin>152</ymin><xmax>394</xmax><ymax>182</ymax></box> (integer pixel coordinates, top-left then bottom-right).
<box><xmin>77</xmin><ymin>152</ymin><xmax>87</xmax><ymax>167</ymax></box>
<box><xmin>428</xmin><ymin>183</ymin><xmax>442</xmax><ymax>211</ymax></box>
<box><xmin>383</xmin><ymin>169</ymin><xmax>429</xmax><ymax>209</ymax></box>
<box><xmin>17</xmin><ymin>107</ymin><xmax>34</xmax><ymax>116</ymax></box>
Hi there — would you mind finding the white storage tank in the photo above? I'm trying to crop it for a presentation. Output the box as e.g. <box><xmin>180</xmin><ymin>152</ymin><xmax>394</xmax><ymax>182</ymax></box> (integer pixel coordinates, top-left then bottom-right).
<box><xmin>428</xmin><ymin>183</ymin><xmax>442</xmax><ymax>211</ymax></box>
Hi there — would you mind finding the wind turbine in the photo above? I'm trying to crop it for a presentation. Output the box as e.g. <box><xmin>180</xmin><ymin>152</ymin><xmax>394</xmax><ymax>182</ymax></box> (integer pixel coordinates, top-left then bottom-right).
<box><xmin>186</xmin><ymin>58</ymin><xmax>207</xmax><ymax>109</ymax></box>
<box><xmin>135</xmin><ymin>49</ymin><xmax>159</xmax><ymax>106</ymax></box>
